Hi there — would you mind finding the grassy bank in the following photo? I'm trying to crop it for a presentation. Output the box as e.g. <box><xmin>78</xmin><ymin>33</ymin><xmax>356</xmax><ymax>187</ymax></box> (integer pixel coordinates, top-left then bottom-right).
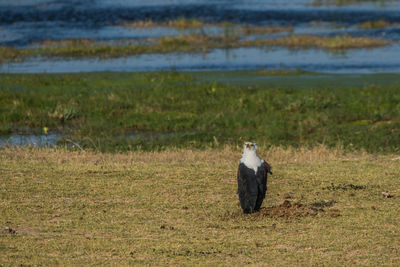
<box><xmin>1</xmin><ymin>71</ymin><xmax>400</xmax><ymax>152</ymax></box>
<box><xmin>1</xmin><ymin>146</ymin><xmax>399</xmax><ymax>265</ymax></box>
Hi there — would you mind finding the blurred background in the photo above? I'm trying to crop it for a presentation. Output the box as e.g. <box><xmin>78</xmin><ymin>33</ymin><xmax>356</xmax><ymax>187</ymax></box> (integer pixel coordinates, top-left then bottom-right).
<box><xmin>1</xmin><ymin>0</ymin><xmax>400</xmax><ymax>73</ymax></box>
<box><xmin>1</xmin><ymin>0</ymin><xmax>399</xmax><ymax>151</ymax></box>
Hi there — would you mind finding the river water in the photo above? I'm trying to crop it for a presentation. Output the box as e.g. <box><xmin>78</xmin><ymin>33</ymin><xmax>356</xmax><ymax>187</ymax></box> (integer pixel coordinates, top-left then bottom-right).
<box><xmin>1</xmin><ymin>0</ymin><xmax>400</xmax><ymax>73</ymax></box>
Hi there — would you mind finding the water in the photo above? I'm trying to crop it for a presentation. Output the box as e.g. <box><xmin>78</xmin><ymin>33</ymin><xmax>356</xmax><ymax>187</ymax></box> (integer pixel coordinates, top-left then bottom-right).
<box><xmin>2</xmin><ymin>45</ymin><xmax>400</xmax><ymax>74</ymax></box>
<box><xmin>0</xmin><ymin>133</ymin><xmax>62</xmax><ymax>147</ymax></box>
<box><xmin>2</xmin><ymin>0</ymin><xmax>400</xmax><ymax>46</ymax></box>
<box><xmin>1</xmin><ymin>0</ymin><xmax>400</xmax><ymax>73</ymax></box>
<box><xmin>0</xmin><ymin>131</ymin><xmax>187</xmax><ymax>148</ymax></box>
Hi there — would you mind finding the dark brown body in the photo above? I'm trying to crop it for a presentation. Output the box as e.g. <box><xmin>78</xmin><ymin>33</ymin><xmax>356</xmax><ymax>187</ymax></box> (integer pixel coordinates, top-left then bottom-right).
<box><xmin>237</xmin><ymin>162</ymin><xmax>272</xmax><ymax>214</ymax></box>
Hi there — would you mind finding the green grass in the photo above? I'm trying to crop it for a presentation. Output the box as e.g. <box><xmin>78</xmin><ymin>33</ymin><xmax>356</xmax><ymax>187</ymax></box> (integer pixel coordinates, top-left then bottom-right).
<box><xmin>1</xmin><ymin>146</ymin><xmax>399</xmax><ymax>265</ymax></box>
<box><xmin>0</xmin><ymin>34</ymin><xmax>389</xmax><ymax>63</ymax></box>
<box><xmin>0</xmin><ymin>71</ymin><xmax>400</xmax><ymax>152</ymax></box>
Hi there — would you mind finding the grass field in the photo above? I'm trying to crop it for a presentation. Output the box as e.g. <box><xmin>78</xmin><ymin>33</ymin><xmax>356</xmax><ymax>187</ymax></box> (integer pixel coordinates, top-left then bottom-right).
<box><xmin>1</xmin><ymin>146</ymin><xmax>399</xmax><ymax>265</ymax></box>
<box><xmin>1</xmin><ymin>71</ymin><xmax>400</xmax><ymax>152</ymax></box>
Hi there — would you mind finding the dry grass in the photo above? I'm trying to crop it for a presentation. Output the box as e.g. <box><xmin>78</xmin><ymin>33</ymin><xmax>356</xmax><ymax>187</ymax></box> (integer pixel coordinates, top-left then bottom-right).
<box><xmin>1</xmin><ymin>146</ymin><xmax>399</xmax><ymax>265</ymax></box>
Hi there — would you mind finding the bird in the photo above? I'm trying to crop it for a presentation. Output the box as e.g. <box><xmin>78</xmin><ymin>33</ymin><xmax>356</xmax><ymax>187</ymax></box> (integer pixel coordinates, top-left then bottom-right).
<box><xmin>237</xmin><ymin>142</ymin><xmax>272</xmax><ymax>214</ymax></box>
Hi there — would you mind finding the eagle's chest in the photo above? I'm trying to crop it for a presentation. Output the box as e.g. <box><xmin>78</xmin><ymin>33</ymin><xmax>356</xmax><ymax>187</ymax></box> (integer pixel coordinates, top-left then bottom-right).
<box><xmin>240</xmin><ymin>153</ymin><xmax>263</xmax><ymax>174</ymax></box>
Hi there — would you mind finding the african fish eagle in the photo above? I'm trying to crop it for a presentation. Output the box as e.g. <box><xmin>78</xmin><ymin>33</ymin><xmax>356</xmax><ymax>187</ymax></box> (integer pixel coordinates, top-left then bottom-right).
<box><xmin>237</xmin><ymin>142</ymin><xmax>272</xmax><ymax>214</ymax></box>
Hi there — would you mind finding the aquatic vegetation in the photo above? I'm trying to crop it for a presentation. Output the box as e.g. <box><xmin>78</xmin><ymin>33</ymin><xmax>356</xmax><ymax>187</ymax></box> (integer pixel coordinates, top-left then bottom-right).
<box><xmin>122</xmin><ymin>18</ymin><xmax>208</xmax><ymax>29</ymax></box>
<box><xmin>0</xmin><ymin>34</ymin><xmax>389</xmax><ymax>63</ymax></box>
<box><xmin>122</xmin><ymin>19</ymin><xmax>162</xmax><ymax>28</ymax></box>
<box><xmin>168</xmin><ymin>17</ymin><xmax>205</xmax><ymax>29</ymax></box>
<box><xmin>357</xmin><ymin>19</ymin><xmax>398</xmax><ymax>29</ymax></box>
<box><xmin>123</xmin><ymin>19</ymin><xmax>293</xmax><ymax>35</ymax></box>
<box><xmin>241</xmin><ymin>25</ymin><xmax>294</xmax><ymax>35</ymax></box>
<box><xmin>247</xmin><ymin>35</ymin><xmax>388</xmax><ymax>50</ymax></box>
<box><xmin>0</xmin><ymin>47</ymin><xmax>26</xmax><ymax>63</ymax></box>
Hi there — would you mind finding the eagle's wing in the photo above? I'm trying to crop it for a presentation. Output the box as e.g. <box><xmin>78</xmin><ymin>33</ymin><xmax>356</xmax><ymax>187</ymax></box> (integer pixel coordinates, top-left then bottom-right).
<box><xmin>237</xmin><ymin>164</ymin><xmax>241</xmax><ymax>194</ymax></box>
<box><xmin>237</xmin><ymin>163</ymin><xmax>258</xmax><ymax>213</ymax></box>
<box><xmin>254</xmin><ymin>160</ymin><xmax>272</xmax><ymax>211</ymax></box>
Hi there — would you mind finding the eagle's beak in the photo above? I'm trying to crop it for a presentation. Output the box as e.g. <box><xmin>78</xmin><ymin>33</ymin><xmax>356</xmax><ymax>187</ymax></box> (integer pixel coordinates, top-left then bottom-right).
<box><xmin>244</xmin><ymin>142</ymin><xmax>255</xmax><ymax>149</ymax></box>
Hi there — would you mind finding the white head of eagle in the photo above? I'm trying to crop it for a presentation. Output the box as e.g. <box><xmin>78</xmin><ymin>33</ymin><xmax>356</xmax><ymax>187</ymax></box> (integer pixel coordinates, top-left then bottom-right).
<box><xmin>240</xmin><ymin>142</ymin><xmax>264</xmax><ymax>173</ymax></box>
<box><xmin>237</xmin><ymin>142</ymin><xmax>272</xmax><ymax>214</ymax></box>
